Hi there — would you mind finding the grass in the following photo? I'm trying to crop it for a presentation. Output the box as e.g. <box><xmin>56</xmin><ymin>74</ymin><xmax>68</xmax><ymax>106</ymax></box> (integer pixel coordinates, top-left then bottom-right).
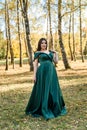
<box><xmin>0</xmin><ymin>60</ymin><xmax>87</xmax><ymax>130</ymax></box>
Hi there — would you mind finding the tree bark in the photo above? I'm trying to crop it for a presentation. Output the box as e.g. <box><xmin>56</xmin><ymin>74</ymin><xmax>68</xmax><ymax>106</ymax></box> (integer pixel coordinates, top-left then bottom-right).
<box><xmin>72</xmin><ymin>0</ymin><xmax>76</xmax><ymax>61</ymax></box>
<box><xmin>58</xmin><ymin>0</ymin><xmax>70</xmax><ymax>69</ymax></box>
<box><xmin>5</xmin><ymin>0</ymin><xmax>9</xmax><ymax>70</ymax></box>
<box><xmin>7</xmin><ymin>0</ymin><xmax>14</xmax><ymax>68</ymax></box>
<box><xmin>68</xmin><ymin>13</ymin><xmax>73</xmax><ymax>60</ymax></box>
<box><xmin>22</xmin><ymin>18</ymin><xmax>29</xmax><ymax>58</ymax></box>
<box><xmin>79</xmin><ymin>0</ymin><xmax>84</xmax><ymax>62</ymax></box>
<box><xmin>17</xmin><ymin>0</ymin><xmax>22</xmax><ymax>67</ymax></box>
<box><xmin>47</xmin><ymin>0</ymin><xmax>53</xmax><ymax>50</ymax></box>
<box><xmin>20</xmin><ymin>0</ymin><xmax>33</xmax><ymax>71</ymax></box>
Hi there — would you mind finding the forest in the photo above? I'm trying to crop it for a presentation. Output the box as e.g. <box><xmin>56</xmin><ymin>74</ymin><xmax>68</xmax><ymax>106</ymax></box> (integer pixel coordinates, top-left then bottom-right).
<box><xmin>0</xmin><ymin>0</ymin><xmax>87</xmax><ymax>130</ymax></box>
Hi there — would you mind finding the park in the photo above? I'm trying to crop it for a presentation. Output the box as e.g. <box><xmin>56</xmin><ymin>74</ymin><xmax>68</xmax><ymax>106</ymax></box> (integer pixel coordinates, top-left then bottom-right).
<box><xmin>0</xmin><ymin>0</ymin><xmax>87</xmax><ymax>130</ymax></box>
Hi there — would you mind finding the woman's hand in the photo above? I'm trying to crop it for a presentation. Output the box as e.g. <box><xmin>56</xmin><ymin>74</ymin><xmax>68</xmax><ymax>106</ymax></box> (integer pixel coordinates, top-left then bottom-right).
<box><xmin>53</xmin><ymin>51</ymin><xmax>58</xmax><ymax>64</ymax></box>
<box><xmin>33</xmin><ymin>75</ymin><xmax>36</xmax><ymax>83</ymax></box>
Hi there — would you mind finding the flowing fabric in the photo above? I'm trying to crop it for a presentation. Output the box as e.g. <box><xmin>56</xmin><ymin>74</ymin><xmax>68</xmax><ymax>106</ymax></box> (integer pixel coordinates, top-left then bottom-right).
<box><xmin>25</xmin><ymin>51</ymin><xmax>67</xmax><ymax>120</ymax></box>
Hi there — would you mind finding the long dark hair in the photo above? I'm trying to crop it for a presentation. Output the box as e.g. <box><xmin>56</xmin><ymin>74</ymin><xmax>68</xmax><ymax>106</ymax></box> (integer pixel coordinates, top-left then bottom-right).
<box><xmin>37</xmin><ymin>38</ymin><xmax>47</xmax><ymax>51</ymax></box>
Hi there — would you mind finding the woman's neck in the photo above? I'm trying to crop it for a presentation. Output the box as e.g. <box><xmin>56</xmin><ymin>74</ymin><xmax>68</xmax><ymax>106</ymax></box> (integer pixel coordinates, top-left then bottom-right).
<box><xmin>40</xmin><ymin>50</ymin><xmax>50</xmax><ymax>54</ymax></box>
<box><xmin>41</xmin><ymin>49</ymin><xmax>48</xmax><ymax>51</ymax></box>
<box><xmin>41</xmin><ymin>50</ymin><xmax>46</xmax><ymax>51</ymax></box>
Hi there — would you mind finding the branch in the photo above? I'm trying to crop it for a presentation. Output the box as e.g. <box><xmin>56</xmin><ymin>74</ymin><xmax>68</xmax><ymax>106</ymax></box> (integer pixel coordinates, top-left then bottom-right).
<box><xmin>61</xmin><ymin>4</ymin><xmax>87</xmax><ymax>18</ymax></box>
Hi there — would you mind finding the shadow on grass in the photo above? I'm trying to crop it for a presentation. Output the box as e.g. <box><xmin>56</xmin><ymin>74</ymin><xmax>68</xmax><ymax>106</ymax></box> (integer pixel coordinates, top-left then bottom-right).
<box><xmin>0</xmin><ymin>72</ymin><xmax>87</xmax><ymax>86</ymax></box>
<box><xmin>0</xmin><ymin>79</ymin><xmax>34</xmax><ymax>85</ymax></box>
<box><xmin>0</xmin><ymin>61</ymin><xmax>87</xmax><ymax>86</ymax></box>
<box><xmin>58</xmin><ymin>68</ymin><xmax>87</xmax><ymax>71</ymax></box>
<box><xmin>0</xmin><ymin>71</ymin><xmax>34</xmax><ymax>85</ymax></box>
<box><xmin>59</xmin><ymin>74</ymin><xmax>87</xmax><ymax>80</ymax></box>
<box><xmin>0</xmin><ymin>71</ymin><xmax>33</xmax><ymax>77</ymax></box>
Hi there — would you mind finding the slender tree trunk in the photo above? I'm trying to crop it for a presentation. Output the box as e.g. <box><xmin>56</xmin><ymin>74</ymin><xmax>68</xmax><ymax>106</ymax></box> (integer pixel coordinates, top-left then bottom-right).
<box><xmin>7</xmin><ymin>0</ymin><xmax>14</xmax><ymax>68</ymax></box>
<box><xmin>68</xmin><ymin>13</ymin><xmax>73</xmax><ymax>60</ymax></box>
<box><xmin>58</xmin><ymin>0</ymin><xmax>70</xmax><ymax>69</ymax></box>
<box><xmin>5</xmin><ymin>37</ymin><xmax>9</xmax><ymax>70</ymax></box>
<box><xmin>79</xmin><ymin>0</ymin><xmax>84</xmax><ymax>62</ymax></box>
<box><xmin>83</xmin><ymin>41</ymin><xmax>87</xmax><ymax>55</ymax></box>
<box><xmin>20</xmin><ymin>0</ymin><xmax>33</xmax><ymax>71</ymax></box>
<box><xmin>22</xmin><ymin>18</ymin><xmax>29</xmax><ymax>58</ymax></box>
<box><xmin>47</xmin><ymin>0</ymin><xmax>53</xmax><ymax>50</ymax></box>
<box><xmin>46</xmin><ymin>15</ymin><xmax>49</xmax><ymax>40</ymax></box>
<box><xmin>17</xmin><ymin>0</ymin><xmax>22</xmax><ymax>67</ymax></box>
<box><xmin>5</xmin><ymin>0</ymin><xmax>9</xmax><ymax>70</ymax></box>
<box><xmin>72</xmin><ymin>0</ymin><xmax>76</xmax><ymax>61</ymax></box>
<box><xmin>46</xmin><ymin>15</ymin><xmax>50</xmax><ymax>49</ymax></box>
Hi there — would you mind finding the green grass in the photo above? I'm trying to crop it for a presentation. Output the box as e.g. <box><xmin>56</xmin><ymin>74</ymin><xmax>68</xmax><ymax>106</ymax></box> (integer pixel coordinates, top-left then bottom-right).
<box><xmin>0</xmin><ymin>61</ymin><xmax>87</xmax><ymax>130</ymax></box>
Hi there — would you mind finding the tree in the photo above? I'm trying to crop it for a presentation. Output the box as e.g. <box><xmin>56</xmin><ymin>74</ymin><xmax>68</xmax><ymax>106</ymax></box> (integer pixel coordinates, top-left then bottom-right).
<box><xmin>6</xmin><ymin>0</ymin><xmax>14</xmax><ymax>68</ymax></box>
<box><xmin>5</xmin><ymin>0</ymin><xmax>9</xmax><ymax>70</ymax></box>
<box><xmin>20</xmin><ymin>0</ymin><xmax>33</xmax><ymax>71</ymax></box>
<box><xmin>58</xmin><ymin>0</ymin><xmax>70</xmax><ymax>69</ymax></box>
<box><xmin>17</xmin><ymin>0</ymin><xmax>22</xmax><ymax>67</ymax></box>
<box><xmin>47</xmin><ymin>0</ymin><xmax>54</xmax><ymax>50</ymax></box>
<box><xmin>71</xmin><ymin>0</ymin><xmax>76</xmax><ymax>61</ymax></box>
<box><xmin>7</xmin><ymin>0</ymin><xmax>14</xmax><ymax>65</ymax></box>
<box><xmin>68</xmin><ymin>13</ymin><xmax>73</xmax><ymax>60</ymax></box>
<box><xmin>79</xmin><ymin>0</ymin><xmax>84</xmax><ymax>62</ymax></box>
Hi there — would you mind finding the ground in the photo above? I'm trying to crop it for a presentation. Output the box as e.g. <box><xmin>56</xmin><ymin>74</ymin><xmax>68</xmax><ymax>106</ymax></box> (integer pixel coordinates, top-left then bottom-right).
<box><xmin>0</xmin><ymin>60</ymin><xmax>87</xmax><ymax>130</ymax></box>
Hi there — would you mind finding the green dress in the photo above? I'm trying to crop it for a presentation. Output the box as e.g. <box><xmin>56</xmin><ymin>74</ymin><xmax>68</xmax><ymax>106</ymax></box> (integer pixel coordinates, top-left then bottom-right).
<box><xmin>25</xmin><ymin>51</ymin><xmax>67</xmax><ymax>120</ymax></box>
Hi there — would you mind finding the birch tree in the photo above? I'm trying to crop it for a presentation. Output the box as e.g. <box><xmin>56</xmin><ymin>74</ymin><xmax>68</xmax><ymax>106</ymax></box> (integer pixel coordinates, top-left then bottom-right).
<box><xmin>58</xmin><ymin>0</ymin><xmax>70</xmax><ymax>69</ymax></box>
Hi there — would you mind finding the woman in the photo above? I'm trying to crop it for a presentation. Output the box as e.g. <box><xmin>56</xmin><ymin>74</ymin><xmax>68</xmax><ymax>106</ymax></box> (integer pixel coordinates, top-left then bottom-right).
<box><xmin>25</xmin><ymin>38</ymin><xmax>67</xmax><ymax>120</ymax></box>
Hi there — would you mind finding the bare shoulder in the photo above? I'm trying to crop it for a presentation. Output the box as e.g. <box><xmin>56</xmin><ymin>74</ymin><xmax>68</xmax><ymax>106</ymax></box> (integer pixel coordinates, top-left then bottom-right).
<box><xmin>35</xmin><ymin>51</ymin><xmax>40</xmax><ymax>53</ymax></box>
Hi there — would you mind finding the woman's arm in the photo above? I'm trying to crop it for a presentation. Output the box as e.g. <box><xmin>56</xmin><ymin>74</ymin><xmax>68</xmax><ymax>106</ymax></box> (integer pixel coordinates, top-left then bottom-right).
<box><xmin>53</xmin><ymin>52</ymin><xmax>58</xmax><ymax>64</ymax></box>
<box><xmin>33</xmin><ymin>59</ymin><xmax>38</xmax><ymax>82</ymax></box>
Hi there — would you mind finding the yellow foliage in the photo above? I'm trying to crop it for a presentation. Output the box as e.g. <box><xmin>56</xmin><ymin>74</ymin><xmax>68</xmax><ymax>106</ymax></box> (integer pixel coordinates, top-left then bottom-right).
<box><xmin>8</xmin><ymin>32</ymin><xmax>87</xmax><ymax>58</ymax></box>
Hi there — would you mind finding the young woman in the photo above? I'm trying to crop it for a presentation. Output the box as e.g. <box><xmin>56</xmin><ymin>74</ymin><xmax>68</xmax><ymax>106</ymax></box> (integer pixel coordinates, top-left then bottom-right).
<box><xmin>25</xmin><ymin>38</ymin><xmax>67</xmax><ymax>120</ymax></box>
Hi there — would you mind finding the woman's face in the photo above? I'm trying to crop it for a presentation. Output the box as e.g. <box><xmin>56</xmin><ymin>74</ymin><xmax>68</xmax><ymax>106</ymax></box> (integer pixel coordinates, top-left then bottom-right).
<box><xmin>41</xmin><ymin>40</ymin><xmax>47</xmax><ymax>50</ymax></box>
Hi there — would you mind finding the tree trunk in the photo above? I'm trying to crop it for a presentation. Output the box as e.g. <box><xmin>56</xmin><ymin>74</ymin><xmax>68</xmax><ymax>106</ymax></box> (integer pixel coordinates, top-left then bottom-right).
<box><xmin>79</xmin><ymin>0</ymin><xmax>84</xmax><ymax>62</ymax></box>
<box><xmin>5</xmin><ymin>0</ymin><xmax>9</xmax><ymax>70</ymax></box>
<box><xmin>58</xmin><ymin>0</ymin><xmax>70</xmax><ymax>69</ymax></box>
<box><xmin>20</xmin><ymin>0</ymin><xmax>33</xmax><ymax>71</ymax></box>
<box><xmin>72</xmin><ymin>0</ymin><xmax>76</xmax><ymax>61</ymax></box>
<box><xmin>5</xmin><ymin>37</ymin><xmax>9</xmax><ymax>70</ymax></box>
<box><xmin>7</xmin><ymin>0</ymin><xmax>14</xmax><ymax>68</ymax></box>
<box><xmin>46</xmin><ymin>15</ymin><xmax>49</xmax><ymax>45</ymax></box>
<box><xmin>68</xmin><ymin>13</ymin><xmax>73</xmax><ymax>60</ymax></box>
<box><xmin>83</xmin><ymin>41</ymin><xmax>87</xmax><ymax>55</ymax></box>
<box><xmin>22</xmin><ymin>18</ymin><xmax>29</xmax><ymax>58</ymax></box>
<box><xmin>17</xmin><ymin>0</ymin><xmax>22</xmax><ymax>67</ymax></box>
<box><xmin>47</xmin><ymin>0</ymin><xmax>53</xmax><ymax>50</ymax></box>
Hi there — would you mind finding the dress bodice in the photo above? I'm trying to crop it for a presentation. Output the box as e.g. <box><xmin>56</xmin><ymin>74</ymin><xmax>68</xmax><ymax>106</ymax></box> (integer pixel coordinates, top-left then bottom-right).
<box><xmin>34</xmin><ymin>52</ymin><xmax>53</xmax><ymax>63</ymax></box>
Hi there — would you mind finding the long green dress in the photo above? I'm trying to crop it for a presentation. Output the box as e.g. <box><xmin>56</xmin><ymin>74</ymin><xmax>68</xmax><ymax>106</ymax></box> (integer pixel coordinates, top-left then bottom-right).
<box><xmin>25</xmin><ymin>51</ymin><xmax>67</xmax><ymax>120</ymax></box>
